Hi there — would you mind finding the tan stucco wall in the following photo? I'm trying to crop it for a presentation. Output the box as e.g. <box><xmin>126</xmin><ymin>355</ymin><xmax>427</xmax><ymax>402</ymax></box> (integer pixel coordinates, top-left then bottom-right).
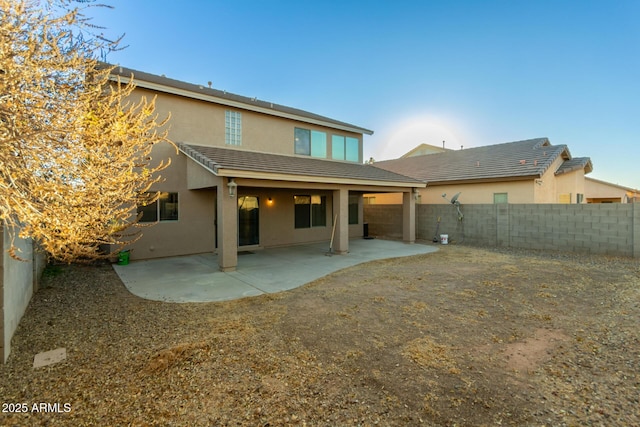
<box><xmin>586</xmin><ymin>178</ymin><xmax>623</xmax><ymax>199</ymax></box>
<box><xmin>126</xmin><ymin>144</ymin><xmax>383</xmax><ymax>260</ymax></box>
<box><xmin>236</xmin><ymin>184</ymin><xmax>367</xmax><ymax>246</ymax></box>
<box><xmin>132</xmin><ymin>87</ymin><xmax>363</xmax><ymax>161</ymax></box>
<box><xmin>425</xmin><ymin>181</ymin><xmax>536</xmax><ymax>204</ymax></box>
<box><xmin>241</xmin><ymin>187</ymin><xmax>334</xmax><ymax>247</ymax></box>
<box><xmin>368</xmin><ymin>181</ymin><xmax>535</xmax><ymax>204</ymax></box>
<box><xmin>555</xmin><ymin>169</ymin><xmax>586</xmax><ymax>203</ymax></box>
<box><xmin>530</xmin><ymin>155</ymin><xmax>567</xmax><ymax>202</ymax></box>
<box><xmin>127</xmin><ymin>181</ymin><xmax>369</xmax><ymax>260</ymax></box>
<box><xmin>126</xmin><ymin>146</ymin><xmax>217</xmax><ymax>260</ymax></box>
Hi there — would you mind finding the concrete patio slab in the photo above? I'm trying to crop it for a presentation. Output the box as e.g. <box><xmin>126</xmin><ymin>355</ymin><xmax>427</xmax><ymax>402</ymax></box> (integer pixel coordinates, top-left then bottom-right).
<box><xmin>113</xmin><ymin>239</ymin><xmax>438</xmax><ymax>303</ymax></box>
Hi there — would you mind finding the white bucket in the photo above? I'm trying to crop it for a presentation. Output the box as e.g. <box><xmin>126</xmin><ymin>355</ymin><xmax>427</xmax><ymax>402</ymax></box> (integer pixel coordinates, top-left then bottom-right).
<box><xmin>440</xmin><ymin>234</ymin><xmax>449</xmax><ymax>245</ymax></box>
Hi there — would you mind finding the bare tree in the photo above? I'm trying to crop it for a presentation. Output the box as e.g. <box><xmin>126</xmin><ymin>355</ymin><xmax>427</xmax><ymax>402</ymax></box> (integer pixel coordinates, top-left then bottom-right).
<box><xmin>0</xmin><ymin>0</ymin><xmax>172</xmax><ymax>262</ymax></box>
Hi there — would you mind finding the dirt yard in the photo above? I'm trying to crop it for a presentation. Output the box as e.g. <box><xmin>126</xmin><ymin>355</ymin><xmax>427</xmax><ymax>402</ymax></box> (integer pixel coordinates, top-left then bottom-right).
<box><xmin>1</xmin><ymin>244</ymin><xmax>639</xmax><ymax>426</ymax></box>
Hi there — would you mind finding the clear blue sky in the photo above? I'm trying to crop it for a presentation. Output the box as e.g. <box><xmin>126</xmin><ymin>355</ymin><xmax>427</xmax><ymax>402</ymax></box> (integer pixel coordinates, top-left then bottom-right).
<box><xmin>89</xmin><ymin>0</ymin><xmax>639</xmax><ymax>188</ymax></box>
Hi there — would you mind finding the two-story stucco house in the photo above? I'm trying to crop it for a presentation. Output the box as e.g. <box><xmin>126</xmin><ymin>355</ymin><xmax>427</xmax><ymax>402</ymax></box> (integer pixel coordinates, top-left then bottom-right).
<box><xmin>109</xmin><ymin>66</ymin><xmax>423</xmax><ymax>271</ymax></box>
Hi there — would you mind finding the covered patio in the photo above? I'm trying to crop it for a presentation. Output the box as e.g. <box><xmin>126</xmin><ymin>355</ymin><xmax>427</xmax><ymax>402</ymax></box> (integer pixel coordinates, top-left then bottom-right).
<box><xmin>113</xmin><ymin>239</ymin><xmax>438</xmax><ymax>303</ymax></box>
<box><xmin>177</xmin><ymin>143</ymin><xmax>424</xmax><ymax>272</ymax></box>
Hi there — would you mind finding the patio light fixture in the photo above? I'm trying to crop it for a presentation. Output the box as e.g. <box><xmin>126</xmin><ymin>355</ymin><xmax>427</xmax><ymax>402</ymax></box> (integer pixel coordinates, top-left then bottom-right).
<box><xmin>227</xmin><ymin>178</ymin><xmax>237</xmax><ymax>198</ymax></box>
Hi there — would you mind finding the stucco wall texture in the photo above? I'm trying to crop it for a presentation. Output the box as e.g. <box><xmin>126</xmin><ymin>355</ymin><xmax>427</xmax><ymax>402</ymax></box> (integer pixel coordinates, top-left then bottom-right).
<box><xmin>364</xmin><ymin>203</ymin><xmax>639</xmax><ymax>258</ymax></box>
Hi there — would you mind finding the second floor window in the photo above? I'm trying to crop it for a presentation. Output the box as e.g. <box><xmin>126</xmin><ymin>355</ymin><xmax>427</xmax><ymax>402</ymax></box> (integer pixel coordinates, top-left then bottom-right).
<box><xmin>225</xmin><ymin>110</ymin><xmax>242</xmax><ymax>146</ymax></box>
<box><xmin>331</xmin><ymin>135</ymin><xmax>359</xmax><ymax>162</ymax></box>
<box><xmin>295</xmin><ymin>127</ymin><xmax>359</xmax><ymax>162</ymax></box>
<box><xmin>294</xmin><ymin>128</ymin><xmax>326</xmax><ymax>158</ymax></box>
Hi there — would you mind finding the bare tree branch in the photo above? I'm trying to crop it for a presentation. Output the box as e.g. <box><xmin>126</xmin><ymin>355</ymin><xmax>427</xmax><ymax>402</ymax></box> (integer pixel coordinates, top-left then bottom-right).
<box><xmin>1</xmin><ymin>0</ymin><xmax>173</xmax><ymax>262</ymax></box>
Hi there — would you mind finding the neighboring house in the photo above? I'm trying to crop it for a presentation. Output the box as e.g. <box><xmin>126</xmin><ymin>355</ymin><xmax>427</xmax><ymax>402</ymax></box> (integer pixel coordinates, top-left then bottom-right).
<box><xmin>585</xmin><ymin>177</ymin><xmax>640</xmax><ymax>203</ymax></box>
<box><xmin>109</xmin><ymin>66</ymin><xmax>423</xmax><ymax>271</ymax></box>
<box><xmin>400</xmin><ymin>142</ymin><xmax>451</xmax><ymax>158</ymax></box>
<box><xmin>367</xmin><ymin>138</ymin><xmax>593</xmax><ymax>205</ymax></box>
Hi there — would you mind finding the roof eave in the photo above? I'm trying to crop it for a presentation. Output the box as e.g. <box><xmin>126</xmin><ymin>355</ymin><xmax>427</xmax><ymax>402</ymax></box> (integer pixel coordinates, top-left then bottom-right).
<box><xmin>426</xmin><ymin>174</ymin><xmax>541</xmax><ymax>186</ymax></box>
<box><xmin>108</xmin><ymin>73</ymin><xmax>373</xmax><ymax>136</ymax></box>
<box><xmin>216</xmin><ymin>168</ymin><xmax>424</xmax><ymax>187</ymax></box>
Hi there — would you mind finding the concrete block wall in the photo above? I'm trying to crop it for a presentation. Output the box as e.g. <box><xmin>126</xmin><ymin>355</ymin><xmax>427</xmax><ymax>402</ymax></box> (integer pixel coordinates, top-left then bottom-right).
<box><xmin>2</xmin><ymin>225</ymin><xmax>46</xmax><ymax>363</ymax></box>
<box><xmin>364</xmin><ymin>203</ymin><xmax>638</xmax><ymax>258</ymax></box>
<box><xmin>364</xmin><ymin>205</ymin><xmax>403</xmax><ymax>240</ymax></box>
<box><xmin>415</xmin><ymin>204</ymin><xmax>471</xmax><ymax>244</ymax></box>
<box><xmin>507</xmin><ymin>204</ymin><xmax>635</xmax><ymax>256</ymax></box>
<box><xmin>635</xmin><ymin>204</ymin><xmax>640</xmax><ymax>258</ymax></box>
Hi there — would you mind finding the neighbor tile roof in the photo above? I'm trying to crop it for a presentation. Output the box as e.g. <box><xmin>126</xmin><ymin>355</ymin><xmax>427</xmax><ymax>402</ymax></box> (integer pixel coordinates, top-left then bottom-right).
<box><xmin>373</xmin><ymin>138</ymin><xmax>591</xmax><ymax>184</ymax></box>
<box><xmin>108</xmin><ymin>65</ymin><xmax>373</xmax><ymax>135</ymax></box>
<box><xmin>555</xmin><ymin>157</ymin><xmax>593</xmax><ymax>175</ymax></box>
<box><xmin>178</xmin><ymin>143</ymin><xmax>423</xmax><ymax>185</ymax></box>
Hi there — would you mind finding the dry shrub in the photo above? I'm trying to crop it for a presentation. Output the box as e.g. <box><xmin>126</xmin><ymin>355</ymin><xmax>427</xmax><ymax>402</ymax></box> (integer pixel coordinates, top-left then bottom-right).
<box><xmin>143</xmin><ymin>341</ymin><xmax>211</xmax><ymax>373</ymax></box>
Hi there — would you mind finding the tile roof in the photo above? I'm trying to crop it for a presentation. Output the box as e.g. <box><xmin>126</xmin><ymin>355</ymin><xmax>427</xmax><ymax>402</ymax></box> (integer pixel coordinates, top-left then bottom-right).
<box><xmin>178</xmin><ymin>143</ymin><xmax>423</xmax><ymax>186</ymax></box>
<box><xmin>373</xmin><ymin>138</ymin><xmax>591</xmax><ymax>184</ymax></box>
<box><xmin>555</xmin><ymin>157</ymin><xmax>593</xmax><ymax>175</ymax></box>
<box><xmin>107</xmin><ymin>65</ymin><xmax>373</xmax><ymax>135</ymax></box>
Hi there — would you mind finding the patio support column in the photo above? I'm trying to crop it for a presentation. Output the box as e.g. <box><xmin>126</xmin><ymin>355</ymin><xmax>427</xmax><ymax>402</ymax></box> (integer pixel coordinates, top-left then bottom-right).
<box><xmin>217</xmin><ymin>179</ymin><xmax>238</xmax><ymax>272</ymax></box>
<box><xmin>332</xmin><ymin>188</ymin><xmax>349</xmax><ymax>254</ymax></box>
<box><xmin>402</xmin><ymin>190</ymin><xmax>416</xmax><ymax>244</ymax></box>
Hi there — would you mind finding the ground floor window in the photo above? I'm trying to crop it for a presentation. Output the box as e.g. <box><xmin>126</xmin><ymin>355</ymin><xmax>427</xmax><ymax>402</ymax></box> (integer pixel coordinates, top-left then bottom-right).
<box><xmin>138</xmin><ymin>192</ymin><xmax>179</xmax><ymax>222</ymax></box>
<box><xmin>294</xmin><ymin>195</ymin><xmax>326</xmax><ymax>228</ymax></box>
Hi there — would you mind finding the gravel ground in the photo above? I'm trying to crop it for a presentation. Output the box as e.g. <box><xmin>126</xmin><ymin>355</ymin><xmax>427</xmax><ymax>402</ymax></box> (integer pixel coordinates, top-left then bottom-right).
<box><xmin>1</xmin><ymin>244</ymin><xmax>639</xmax><ymax>426</ymax></box>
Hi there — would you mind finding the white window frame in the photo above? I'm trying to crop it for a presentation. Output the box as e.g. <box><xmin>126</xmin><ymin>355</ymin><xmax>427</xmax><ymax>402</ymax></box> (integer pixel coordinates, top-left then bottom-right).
<box><xmin>225</xmin><ymin>110</ymin><xmax>242</xmax><ymax>146</ymax></box>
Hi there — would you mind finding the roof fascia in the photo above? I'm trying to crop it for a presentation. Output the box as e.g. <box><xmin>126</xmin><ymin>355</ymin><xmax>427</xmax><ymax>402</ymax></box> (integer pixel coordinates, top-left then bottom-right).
<box><xmin>426</xmin><ymin>175</ymin><xmax>540</xmax><ymax>185</ymax></box>
<box><xmin>178</xmin><ymin>146</ymin><xmax>421</xmax><ymax>187</ymax></box>
<box><xmin>586</xmin><ymin>176</ymin><xmax>638</xmax><ymax>192</ymax></box>
<box><xmin>110</xmin><ymin>74</ymin><xmax>373</xmax><ymax>135</ymax></box>
<box><xmin>217</xmin><ymin>168</ymin><xmax>425</xmax><ymax>187</ymax></box>
<box><xmin>555</xmin><ymin>161</ymin><xmax>594</xmax><ymax>176</ymax></box>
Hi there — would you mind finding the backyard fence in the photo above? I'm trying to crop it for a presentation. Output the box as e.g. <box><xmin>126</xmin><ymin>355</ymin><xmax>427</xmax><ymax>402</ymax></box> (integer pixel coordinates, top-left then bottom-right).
<box><xmin>1</xmin><ymin>224</ymin><xmax>47</xmax><ymax>363</ymax></box>
<box><xmin>364</xmin><ymin>203</ymin><xmax>640</xmax><ymax>258</ymax></box>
